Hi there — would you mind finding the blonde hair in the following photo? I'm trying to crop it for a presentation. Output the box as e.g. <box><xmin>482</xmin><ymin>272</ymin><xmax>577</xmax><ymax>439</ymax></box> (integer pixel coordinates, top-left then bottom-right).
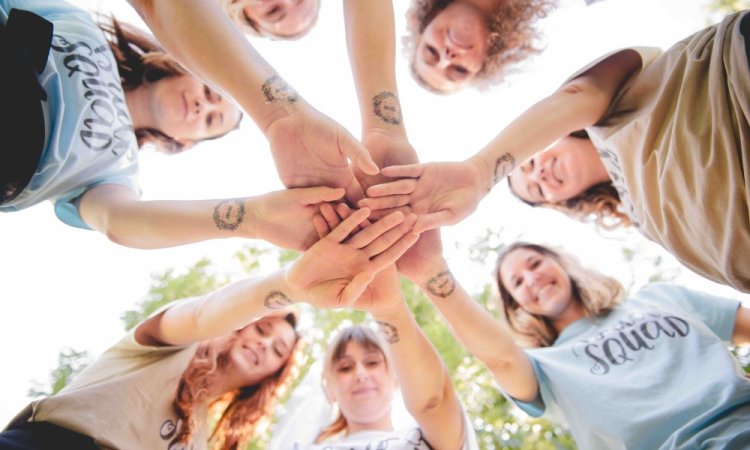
<box><xmin>219</xmin><ymin>0</ymin><xmax>321</xmax><ymax>40</ymax></box>
<box><xmin>172</xmin><ymin>313</ymin><xmax>302</xmax><ymax>450</ymax></box>
<box><xmin>404</xmin><ymin>0</ymin><xmax>556</xmax><ymax>93</ymax></box>
<box><xmin>314</xmin><ymin>325</ymin><xmax>391</xmax><ymax>444</ymax></box>
<box><xmin>495</xmin><ymin>242</ymin><xmax>625</xmax><ymax>348</ymax></box>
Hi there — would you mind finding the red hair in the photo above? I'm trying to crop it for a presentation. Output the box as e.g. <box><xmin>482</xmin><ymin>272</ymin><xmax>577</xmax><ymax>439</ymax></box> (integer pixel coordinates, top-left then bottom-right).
<box><xmin>171</xmin><ymin>315</ymin><xmax>302</xmax><ymax>450</ymax></box>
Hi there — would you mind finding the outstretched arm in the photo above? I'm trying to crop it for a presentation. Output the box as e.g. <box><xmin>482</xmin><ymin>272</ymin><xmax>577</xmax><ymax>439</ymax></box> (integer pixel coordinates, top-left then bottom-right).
<box><xmin>136</xmin><ymin>207</ymin><xmax>418</xmax><ymax>346</ymax></box>
<box><xmin>344</xmin><ymin>0</ymin><xmax>418</xmax><ymax>191</ymax></box>
<box><xmin>126</xmin><ymin>0</ymin><xmax>378</xmax><ymax>202</ymax></box>
<box><xmin>79</xmin><ymin>183</ymin><xmax>345</xmax><ymax>250</ymax></box>
<box><xmin>364</xmin><ymin>49</ymin><xmax>643</xmax><ymax>232</ymax></box>
<box><xmin>398</xmin><ymin>231</ymin><xmax>539</xmax><ymax>403</ymax></box>
<box><xmin>371</xmin><ymin>299</ymin><xmax>465</xmax><ymax>450</ymax></box>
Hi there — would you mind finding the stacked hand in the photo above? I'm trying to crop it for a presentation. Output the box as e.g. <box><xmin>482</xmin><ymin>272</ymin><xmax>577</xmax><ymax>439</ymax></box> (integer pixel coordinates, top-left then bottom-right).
<box><xmin>286</xmin><ymin>206</ymin><xmax>418</xmax><ymax>310</ymax></box>
<box><xmin>359</xmin><ymin>161</ymin><xmax>486</xmax><ymax>233</ymax></box>
<box><xmin>265</xmin><ymin>105</ymin><xmax>379</xmax><ymax>205</ymax></box>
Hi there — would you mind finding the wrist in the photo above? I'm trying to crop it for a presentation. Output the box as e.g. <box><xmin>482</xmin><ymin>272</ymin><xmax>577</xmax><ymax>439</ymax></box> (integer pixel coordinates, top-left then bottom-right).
<box><xmin>466</xmin><ymin>155</ymin><xmax>493</xmax><ymax>193</ymax></box>
<box><xmin>419</xmin><ymin>263</ymin><xmax>457</xmax><ymax>301</ymax></box>
<box><xmin>257</xmin><ymin>87</ymin><xmax>311</xmax><ymax>134</ymax></box>
<box><xmin>369</xmin><ymin>297</ymin><xmax>407</xmax><ymax>322</ymax></box>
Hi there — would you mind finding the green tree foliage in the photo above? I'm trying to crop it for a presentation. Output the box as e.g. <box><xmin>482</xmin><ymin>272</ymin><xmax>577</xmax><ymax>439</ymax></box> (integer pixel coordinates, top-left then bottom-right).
<box><xmin>709</xmin><ymin>0</ymin><xmax>750</xmax><ymax>14</ymax></box>
<box><xmin>28</xmin><ymin>347</ymin><xmax>92</xmax><ymax>398</ymax></box>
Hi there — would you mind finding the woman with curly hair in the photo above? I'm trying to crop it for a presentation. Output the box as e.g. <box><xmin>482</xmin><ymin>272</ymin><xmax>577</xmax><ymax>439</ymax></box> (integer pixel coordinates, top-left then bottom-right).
<box><xmin>362</xmin><ymin>10</ymin><xmax>750</xmax><ymax>292</ymax></box>
<box><xmin>404</xmin><ymin>0</ymin><xmax>555</xmax><ymax>94</ymax></box>
<box><xmin>0</xmin><ymin>205</ymin><xmax>420</xmax><ymax>450</ymax></box>
<box><xmin>401</xmin><ymin>233</ymin><xmax>750</xmax><ymax>448</ymax></box>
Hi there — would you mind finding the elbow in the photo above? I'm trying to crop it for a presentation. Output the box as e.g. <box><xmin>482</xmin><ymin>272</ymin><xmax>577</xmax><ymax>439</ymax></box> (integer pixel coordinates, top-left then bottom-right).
<box><xmin>554</xmin><ymin>80</ymin><xmax>612</xmax><ymax>129</ymax></box>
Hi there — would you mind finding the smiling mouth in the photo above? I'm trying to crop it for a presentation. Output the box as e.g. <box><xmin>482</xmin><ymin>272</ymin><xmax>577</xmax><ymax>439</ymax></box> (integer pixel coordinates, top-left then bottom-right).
<box><xmin>352</xmin><ymin>387</ymin><xmax>377</xmax><ymax>396</ymax></box>
<box><xmin>243</xmin><ymin>345</ymin><xmax>259</xmax><ymax>365</ymax></box>
<box><xmin>550</xmin><ymin>158</ymin><xmax>564</xmax><ymax>185</ymax></box>
<box><xmin>448</xmin><ymin>29</ymin><xmax>472</xmax><ymax>50</ymax></box>
<box><xmin>182</xmin><ymin>92</ymin><xmax>188</xmax><ymax>121</ymax></box>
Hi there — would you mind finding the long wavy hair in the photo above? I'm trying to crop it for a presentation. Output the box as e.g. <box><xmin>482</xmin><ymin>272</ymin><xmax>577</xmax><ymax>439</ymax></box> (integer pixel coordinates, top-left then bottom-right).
<box><xmin>99</xmin><ymin>18</ymin><xmax>240</xmax><ymax>154</ymax></box>
<box><xmin>495</xmin><ymin>242</ymin><xmax>625</xmax><ymax>348</ymax></box>
<box><xmin>219</xmin><ymin>0</ymin><xmax>321</xmax><ymax>40</ymax></box>
<box><xmin>314</xmin><ymin>325</ymin><xmax>391</xmax><ymax>444</ymax></box>
<box><xmin>171</xmin><ymin>312</ymin><xmax>302</xmax><ymax>450</ymax></box>
<box><xmin>404</xmin><ymin>0</ymin><xmax>556</xmax><ymax>93</ymax></box>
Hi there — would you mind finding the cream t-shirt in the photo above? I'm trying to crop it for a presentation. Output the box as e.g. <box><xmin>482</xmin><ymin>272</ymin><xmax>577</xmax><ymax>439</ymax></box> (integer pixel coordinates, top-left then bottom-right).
<box><xmin>583</xmin><ymin>12</ymin><xmax>750</xmax><ymax>292</ymax></box>
<box><xmin>29</xmin><ymin>331</ymin><xmax>206</xmax><ymax>450</ymax></box>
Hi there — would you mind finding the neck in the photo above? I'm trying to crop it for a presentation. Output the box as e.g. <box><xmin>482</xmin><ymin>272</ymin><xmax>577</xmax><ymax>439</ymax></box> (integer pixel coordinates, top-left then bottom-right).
<box><xmin>124</xmin><ymin>85</ymin><xmax>151</xmax><ymax>132</ymax></box>
<box><xmin>347</xmin><ymin>413</ymin><xmax>394</xmax><ymax>436</ymax></box>
<box><xmin>552</xmin><ymin>300</ymin><xmax>586</xmax><ymax>334</ymax></box>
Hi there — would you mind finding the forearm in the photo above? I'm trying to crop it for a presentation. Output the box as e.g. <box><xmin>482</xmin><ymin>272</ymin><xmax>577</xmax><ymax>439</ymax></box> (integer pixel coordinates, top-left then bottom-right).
<box><xmin>80</xmin><ymin>186</ymin><xmax>260</xmax><ymax>249</ymax></box>
<box><xmin>343</xmin><ymin>0</ymin><xmax>405</xmax><ymax>135</ymax></box>
<box><xmin>414</xmin><ymin>262</ymin><xmax>538</xmax><ymax>401</ymax></box>
<box><xmin>126</xmin><ymin>0</ymin><xmax>302</xmax><ymax>130</ymax></box>
<box><xmin>467</xmin><ymin>86</ymin><xmax>604</xmax><ymax>192</ymax></box>
<box><xmin>370</xmin><ymin>301</ymin><xmax>463</xmax><ymax>449</ymax></box>
<box><xmin>157</xmin><ymin>268</ymin><xmax>294</xmax><ymax>345</ymax></box>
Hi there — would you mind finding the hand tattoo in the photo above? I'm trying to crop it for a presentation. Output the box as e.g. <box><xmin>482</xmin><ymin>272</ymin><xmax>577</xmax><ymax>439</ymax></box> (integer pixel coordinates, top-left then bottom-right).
<box><xmin>213</xmin><ymin>200</ymin><xmax>245</xmax><ymax>231</ymax></box>
<box><xmin>376</xmin><ymin>321</ymin><xmax>400</xmax><ymax>344</ymax></box>
<box><xmin>261</xmin><ymin>75</ymin><xmax>298</xmax><ymax>103</ymax></box>
<box><xmin>372</xmin><ymin>91</ymin><xmax>402</xmax><ymax>125</ymax></box>
<box><xmin>264</xmin><ymin>290</ymin><xmax>293</xmax><ymax>309</ymax></box>
<box><xmin>426</xmin><ymin>269</ymin><xmax>456</xmax><ymax>298</ymax></box>
<box><xmin>493</xmin><ymin>153</ymin><xmax>516</xmax><ymax>186</ymax></box>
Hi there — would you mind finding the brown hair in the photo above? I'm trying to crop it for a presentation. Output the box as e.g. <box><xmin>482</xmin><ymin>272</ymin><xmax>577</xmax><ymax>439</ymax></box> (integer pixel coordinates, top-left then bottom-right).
<box><xmin>507</xmin><ymin>132</ymin><xmax>633</xmax><ymax>230</ymax></box>
<box><xmin>172</xmin><ymin>313</ymin><xmax>302</xmax><ymax>450</ymax></box>
<box><xmin>495</xmin><ymin>242</ymin><xmax>624</xmax><ymax>348</ymax></box>
<box><xmin>99</xmin><ymin>18</ymin><xmax>241</xmax><ymax>154</ymax></box>
<box><xmin>219</xmin><ymin>0</ymin><xmax>321</xmax><ymax>40</ymax></box>
<box><xmin>314</xmin><ymin>325</ymin><xmax>391</xmax><ymax>444</ymax></box>
<box><xmin>404</xmin><ymin>0</ymin><xmax>556</xmax><ymax>93</ymax></box>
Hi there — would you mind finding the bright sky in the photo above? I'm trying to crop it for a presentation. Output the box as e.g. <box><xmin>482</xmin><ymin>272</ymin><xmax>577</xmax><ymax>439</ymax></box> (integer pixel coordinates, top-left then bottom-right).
<box><xmin>2</xmin><ymin>0</ymin><xmax>748</xmax><ymax>429</ymax></box>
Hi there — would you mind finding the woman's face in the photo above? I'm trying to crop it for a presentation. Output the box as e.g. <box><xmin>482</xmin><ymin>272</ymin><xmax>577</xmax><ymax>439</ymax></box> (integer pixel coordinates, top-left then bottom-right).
<box><xmin>413</xmin><ymin>2</ymin><xmax>490</xmax><ymax>93</ymax></box>
<box><xmin>509</xmin><ymin>136</ymin><xmax>607</xmax><ymax>204</ymax></box>
<box><xmin>147</xmin><ymin>74</ymin><xmax>242</xmax><ymax>152</ymax></box>
<box><xmin>499</xmin><ymin>248</ymin><xmax>575</xmax><ymax>321</ymax></box>
<box><xmin>226</xmin><ymin>317</ymin><xmax>297</xmax><ymax>386</ymax></box>
<box><xmin>243</xmin><ymin>0</ymin><xmax>319</xmax><ymax>38</ymax></box>
<box><xmin>327</xmin><ymin>341</ymin><xmax>396</xmax><ymax>427</ymax></box>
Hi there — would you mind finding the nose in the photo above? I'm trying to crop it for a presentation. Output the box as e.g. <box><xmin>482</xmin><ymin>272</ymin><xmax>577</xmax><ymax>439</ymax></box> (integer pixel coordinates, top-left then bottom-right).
<box><xmin>354</xmin><ymin>363</ymin><xmax>369</xmax><ymax>382</ymax></box>
<box><xmin>529</xmin><ymin>158</ymin><xmax>547</xmax><ymax>182</ymax></box>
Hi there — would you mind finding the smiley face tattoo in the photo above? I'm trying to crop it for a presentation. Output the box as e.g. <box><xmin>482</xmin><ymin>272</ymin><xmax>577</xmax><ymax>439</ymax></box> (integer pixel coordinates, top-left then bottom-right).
<box><xmin>264</xmin><ymin>290</ymin><xmax>293</xmax><ymax>310</ymax></box>
<box><xmin>376</xmin><ymin>321</ymin><xmax>400</xmax><ymax>344</ymax></box>
<box><xmin>372</xmin><ymin>91</ymin><xmax>403</xmax><ymax>125</ymax></box>
<box><xmin>213</xmin><ymin>199</ymin><xmax>245</xmax><ymax>231</ymax></box>
<box><xmin>261</xmin><ymin>75</ymin><xmax>298</xmax><ymax>103</ymax></box>
<box><xmin>426</xmin><ymin>269</ymin><xmax>456</xmax><ymax>298</ymax></box>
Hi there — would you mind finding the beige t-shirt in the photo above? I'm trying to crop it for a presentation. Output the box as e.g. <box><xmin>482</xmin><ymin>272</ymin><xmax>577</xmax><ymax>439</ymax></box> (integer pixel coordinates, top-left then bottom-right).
<box><xmin>584</xmin><ymin>11</ymin><xmax>750</xmax><ymax>292</ymax></box>
<box><xmin>28</xmin><ymin>332</ymin><xmax>206</xmax><ymax>450</ymax></box>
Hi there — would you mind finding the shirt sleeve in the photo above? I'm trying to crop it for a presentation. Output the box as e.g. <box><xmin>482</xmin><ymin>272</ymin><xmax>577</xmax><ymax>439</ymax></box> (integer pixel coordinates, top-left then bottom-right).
<box><xmin>637</xmin><ymin>283</ymin><xmax>740</xmax><ymax>341</ymax></box>
<box><xmin>53</xmin><ymin>177</ymin><xmax>141</xmax><ymax>230</ymax></box>
<box><xmin>504</xmin><ymin>353</ymin><xmax>546</xmax><ymax>418</ymax></box>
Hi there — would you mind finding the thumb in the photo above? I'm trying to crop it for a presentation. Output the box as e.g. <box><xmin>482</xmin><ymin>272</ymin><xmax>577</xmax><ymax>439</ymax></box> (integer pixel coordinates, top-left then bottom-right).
<box><xmin>340</xmin><ymin>272</ymin><xmax>374</xmax><ymax>306</ymax></box>
<box><xmin>298</xmin><ymin>186</ymin><xmax>346</xmax><ymax>204</ymax></box>
<box><xmin>341</xmin><ymin>132</ymin><xmax>379</xmax><ymax>176</ymax></box>
<box><xmin>414</xmin><ymin>210</ymin><xmax>455</xmax><ymax>234</ymax></box>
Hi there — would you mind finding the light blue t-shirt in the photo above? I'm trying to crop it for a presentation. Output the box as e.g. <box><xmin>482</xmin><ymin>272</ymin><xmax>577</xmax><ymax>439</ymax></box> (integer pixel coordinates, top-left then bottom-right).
<box><xmin>510</xmin><ymin>283</ymin><xmax>750</xmax><ymax>450</ymax></box>
<box><xmin>0</xmin><ymin>0</ymin><xmax>140</xmax><ymax>229</ymax></box>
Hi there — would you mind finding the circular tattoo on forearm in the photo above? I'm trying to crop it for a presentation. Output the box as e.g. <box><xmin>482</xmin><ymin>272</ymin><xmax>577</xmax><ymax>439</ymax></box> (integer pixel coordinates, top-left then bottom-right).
<box><xmin>426</xmin><ymin>269</ymin><xmax>456</xmax><ymax>298</ymax></box>
<box><xmin>493</xmin><ymin>153</ymin><xmax>516</xmax><ymax>186</ymax></box>
<box><xmin>372</xmin><ymin>91</ymin><xmax>403</xmax><ymax>125</ymax></box>
<box><xmin>213</xmin><ymin>199</ymin><xmax>245</xmax><ymax>231</ymax></box>
<box><xmin>376</xmin><ymin>321</ymin><xmax>400</xmax><ymax>344</ymax></box>
<box><xmin>264</xmin><ymin>290</ymin><xmax>293</xmax><ymax>309</ymax></box>
<box><xmin>261</xmin><ymin>75</ymin><xmax>298</xmax><ymax>103</ymax></box>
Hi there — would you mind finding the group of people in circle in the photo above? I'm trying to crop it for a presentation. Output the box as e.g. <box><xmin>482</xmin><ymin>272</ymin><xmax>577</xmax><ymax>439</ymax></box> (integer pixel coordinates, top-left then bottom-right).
<box><xmin>1</xmin><ymin>0</ymin><xmax>749</xmax><ymax>449</ymax></box>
